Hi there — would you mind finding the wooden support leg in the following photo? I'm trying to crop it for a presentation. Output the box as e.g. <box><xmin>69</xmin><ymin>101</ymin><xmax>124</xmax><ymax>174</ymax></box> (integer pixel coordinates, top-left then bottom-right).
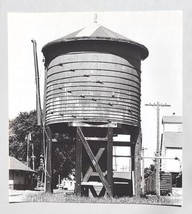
<box><xmin>81</xmin><ymin>186</ymin><xmax>89</xmax><ymax>197</ymax></box>
<box><xmin>134</xmin><ymin>131</ymin><xmax>142</xmax><ymax>198</ymax></box>
<box><xmin>131</xmin><ymin>145</ymin><xmax>135</xmax><ymax>171</ymax></box>
<box><xmin>131</xmin><ymin>145</ymin><xmax>135</xmax><ymax>196</ymax></box>
<box><xmin>107</xmin><ymin>127</ymin><xmax>113</xmax><ymax>196</ymax></box>
<box><xmin>45</xmin><ymin>126</ymin><xmax>53</xmax><ymax>193</ymax></box>
<box><xmin>75</xmin><ymin>128</ymin><xmax>82</xmax><ymax>196</ymax></box>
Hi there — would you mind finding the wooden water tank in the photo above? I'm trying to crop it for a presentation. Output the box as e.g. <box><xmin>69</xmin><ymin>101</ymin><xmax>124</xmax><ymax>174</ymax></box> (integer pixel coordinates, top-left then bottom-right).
<box><xmin>42</xmin><ymin>23</ymin><xmax>148</xmax><ymax>128</ymax></box>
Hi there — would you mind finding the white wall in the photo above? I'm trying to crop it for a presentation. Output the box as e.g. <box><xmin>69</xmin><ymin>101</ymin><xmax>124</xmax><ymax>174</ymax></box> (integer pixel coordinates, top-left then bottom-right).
<box><xmin>163</xmin><ymin>124</ymin><xmax>182</xmax><ymax>132</ymax></box>
<box><xmin>161</xmin><ymin>149</ymin><xmax>182</xmax><ymax>172</ymax></box>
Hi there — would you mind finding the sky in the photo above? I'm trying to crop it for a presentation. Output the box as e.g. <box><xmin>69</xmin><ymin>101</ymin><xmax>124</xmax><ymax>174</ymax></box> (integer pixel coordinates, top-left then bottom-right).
<box><xmin>8</xmin><ymin>11</ymin><xmax>182</xmax><ymax>167</ymax></box>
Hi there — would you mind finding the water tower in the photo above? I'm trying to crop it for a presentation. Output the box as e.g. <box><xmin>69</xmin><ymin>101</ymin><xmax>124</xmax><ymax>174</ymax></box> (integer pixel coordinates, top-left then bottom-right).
<box><xmin>42</xmin><ymin>20</ymin><xmax>148</xmax><ymax>197</ymax></box>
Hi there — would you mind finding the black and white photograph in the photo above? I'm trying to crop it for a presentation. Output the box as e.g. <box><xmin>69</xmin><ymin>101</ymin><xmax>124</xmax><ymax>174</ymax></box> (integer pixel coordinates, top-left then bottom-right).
<box><xmin>1</xmin><ymin>1</ymin><xmax>192</xmax><ymax>214</ymax></box>
<box><xmin>8</xmin><ymin>11</ymin><xmax>182</xmax><ymax>205</ymax></box>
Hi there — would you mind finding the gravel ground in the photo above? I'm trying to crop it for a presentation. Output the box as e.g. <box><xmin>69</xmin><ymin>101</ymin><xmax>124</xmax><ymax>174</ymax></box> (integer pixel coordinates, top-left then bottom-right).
<box><xmin>9</xmin><ymin>188</ymin><xmax>182</xmax><ymax>206</ymax></box>
<box><xmin>9</xmin><ymin>189</ymin><xmax>43</xmax><ymax>203</ymax></box>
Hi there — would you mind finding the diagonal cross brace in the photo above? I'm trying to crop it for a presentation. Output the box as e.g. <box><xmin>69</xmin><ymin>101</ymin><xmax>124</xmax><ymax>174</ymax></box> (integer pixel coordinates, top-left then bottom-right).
<box><xmin>77</xmin><ymin>127</ymin><xmax>112</xmax><ymax>197</ymax></box>
<box><xmin>83</xmin><ymin>147</ymin><xmax>105</xmax><ymax>182</ymax></box>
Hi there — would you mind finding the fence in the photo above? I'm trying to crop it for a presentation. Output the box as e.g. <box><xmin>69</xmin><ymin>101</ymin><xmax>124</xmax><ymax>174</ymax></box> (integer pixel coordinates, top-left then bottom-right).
<box><xmin>145</xmin><ymin>172</ymin><xmax>172</xmax><ymax>195</ymax></box>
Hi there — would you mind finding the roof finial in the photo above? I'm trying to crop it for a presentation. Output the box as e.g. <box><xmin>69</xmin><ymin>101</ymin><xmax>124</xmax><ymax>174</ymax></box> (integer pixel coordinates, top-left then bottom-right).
<box><xmin>94</xmin><ymin>13</ymin><xmax>98</xmax><ymax>23</ymax></box>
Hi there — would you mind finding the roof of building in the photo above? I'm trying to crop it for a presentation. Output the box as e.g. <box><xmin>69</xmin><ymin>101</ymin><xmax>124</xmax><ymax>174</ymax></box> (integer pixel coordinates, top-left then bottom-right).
<box><xmin>9</xmin><ymin>156</ymin><xmax>36</xmax><ymax>173</ymax></box>
<box><xmin>162</xmin><ymin>116</ymin><xmax>182</xmax><ymax>124</ymax></box>
<box><xmin>42</xmin><ymin>22</ymin><xmax>149</xmax><ymax>60</ymax></box>
<box><xmin>162</xmin><ymin>132</ymin><xmax>182</xmax><ymax>148</ymax></box>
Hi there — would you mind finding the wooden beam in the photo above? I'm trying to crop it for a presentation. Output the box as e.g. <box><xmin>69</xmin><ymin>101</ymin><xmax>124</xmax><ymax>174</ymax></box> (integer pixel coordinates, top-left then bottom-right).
<box><xmin>77</xmin><ymin>127</ymin><xmax>112</xmax><ymax>197</ymax></box>
<box><xmin>130</xmin><ymin>134</ymin><xmax>136</xmax><ymax>196</ymax></box>
<box><xmin>134</xmin><ymin>131</ymin><xmax>142</xmax><ymax>198</ymax></box>
<box><xmin>99</xmin><ymin>186</ymin><xmax>106</xmax><ymax>197</ymax></box>
<box><xmin>132</xmin><ymin>171</ymin><xmax>135</xmax><ymax>196</ymax></box>
<box><xmin>113</xmin><ymin>155</ymin><xmax>133</xmax><ymax>158</ymax></box>
<box><xmin>75</xmin><ymin>128</ymin><xmax>82</xmax><ymax>196</ymax></box>
<box><xmin>89</xmin><ymin>186</ymin><xmax>98</xmax><ymax>197</ymax></box>
<box><xmin>131</xmin><ymin>145</ymin><xmax>135</xmax><ymax>171</ymax></box>
<box><xmin>87</xmin><ymin>171</ymin><xmax>107</xmax><ymax>177</ymax></box>
<box><xmin>69</xmin><ymin>122</ymin><xmax>118</xmax><ymax>128</ymax></box>
<box><xmin>81</xmin><ymin>185</ymin><xmax>89</xmax><ymax>197</ymax></box>
<box><xmin>84</xmin><ymin>137</ymin><xmax>108</xmax><ymax>141</ymax></box>
<box><xmin>113</xmin><ymin>141</ymin><xmax>135</xmax><ymax>145</ymax></box>
<box><xmin>83</xmin><ymin>148</ymin><xmax>105</xmax><ymax>182</ymax></box>
<box><xmin>45</xmin><ymin>126</ymin><xmax>53</xmax><ymax>193</ymax></box>
<box><xmin>107</xmin><ymin>127</ymin><xmax>113</xmax><ymax>196</ymax></box>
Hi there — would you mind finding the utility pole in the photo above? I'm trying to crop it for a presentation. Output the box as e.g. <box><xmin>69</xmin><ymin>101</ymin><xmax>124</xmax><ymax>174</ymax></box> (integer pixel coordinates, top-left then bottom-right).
<box><xmin>145</xmin><ymin>102</ymin><xmax>171</xmax><ymax>197</ymax></box>
<box><xmin>31</xmin><ymin>142</ymin><xmax>35</xmax><ymax>170</ymax></box>
<box><xmin>26</xmin><ymin>133</ymin><xmax>32</xmax><ymax>168</ymax></box>
<box><xmin>40</xmin><ymin>155</ymin><xmax>44</xmax><ymax>184</ymax></box>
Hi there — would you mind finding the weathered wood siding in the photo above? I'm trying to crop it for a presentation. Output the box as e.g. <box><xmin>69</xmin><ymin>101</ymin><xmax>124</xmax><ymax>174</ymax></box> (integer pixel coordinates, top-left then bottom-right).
<box><xmin>45</xmin><ymin>50</ymin><xmax>141</xmax><ymax>127</ymax></box>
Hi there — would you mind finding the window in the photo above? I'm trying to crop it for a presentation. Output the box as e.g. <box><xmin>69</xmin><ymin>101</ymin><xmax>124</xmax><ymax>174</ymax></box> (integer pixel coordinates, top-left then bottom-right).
<box><xmin>113</xmin><ymin>146</ymin><xmax>131</xmax><ymax>171</ymax></box>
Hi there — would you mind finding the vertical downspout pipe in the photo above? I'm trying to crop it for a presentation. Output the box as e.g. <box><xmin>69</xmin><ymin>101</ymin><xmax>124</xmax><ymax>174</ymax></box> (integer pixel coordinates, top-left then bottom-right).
<box><xmin>31</xmin><ymin>39</ymin><xmax>42</xmax><ymax>126</ymax></box>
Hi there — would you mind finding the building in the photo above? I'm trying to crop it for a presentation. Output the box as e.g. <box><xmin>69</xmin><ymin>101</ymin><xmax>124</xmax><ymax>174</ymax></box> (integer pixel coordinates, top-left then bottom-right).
<box><xmin>61</xmin><ymin>178</ymin><xmax>75</xmax><ymax>191</ymax></box>
<box><xmin>9</xmin><ymin>156</ymin><xmax>36</xmax><ymax>190</ymax></box>
<box><xmin>160</xmin><ymin>116</ymin><xmax>182</xmax><ymax>186</ymax></box>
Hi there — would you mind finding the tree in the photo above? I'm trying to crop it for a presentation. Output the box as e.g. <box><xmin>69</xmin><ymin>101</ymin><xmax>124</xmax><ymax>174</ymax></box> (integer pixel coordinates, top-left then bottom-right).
<box><xmin>9</xmin><ymin>110</ymin><xmax>75</xmax><ymax>187</ymax></box>
<box><xmin>9</xmin><ymin>110</ymin><xmax>42</xmax><ymax>168</ymax></box>
<box><xmin>52</xmin><ymin>143</ymin><xmax>75</xmax><ymax>187</ymax></box>
<box><xmin>144</xmin><ymin>164</ymin><xmax>156</xmax><ymax>178</ymax></box>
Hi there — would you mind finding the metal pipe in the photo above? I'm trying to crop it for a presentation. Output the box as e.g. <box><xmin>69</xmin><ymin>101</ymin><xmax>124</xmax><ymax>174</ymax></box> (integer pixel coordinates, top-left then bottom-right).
<box><xmin>31</xmin><ymin>39</ymin><xmax>42</xmax><ymax>126</ymax></box>
<box><xmin>142</xmin><ymin>156</ymin><xmax>179</xmax><ymax>160</ymax></box>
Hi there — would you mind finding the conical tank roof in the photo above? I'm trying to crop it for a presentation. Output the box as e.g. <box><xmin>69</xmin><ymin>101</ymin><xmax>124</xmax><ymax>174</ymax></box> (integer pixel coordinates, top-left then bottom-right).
<box><xmin>42</xmin><ymin>23</ymin><xmax>149</xmax><ymax>60</ymax></box>
<box><xmin>60</xmin><ymin>23</ymin><xmax>128</xmax><ymax>40</ymax></box>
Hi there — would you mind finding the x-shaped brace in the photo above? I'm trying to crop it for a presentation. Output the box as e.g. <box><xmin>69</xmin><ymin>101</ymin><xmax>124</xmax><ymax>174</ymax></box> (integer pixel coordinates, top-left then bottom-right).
<box><xmin>83</xmin><ymin>147</ymin><xmax>105</xmax><ymax>182</ymax></box>
<box><xmin>77</xmin><ymin>127</ymin><xmax>112</xmax><ymax>197</ymax></box>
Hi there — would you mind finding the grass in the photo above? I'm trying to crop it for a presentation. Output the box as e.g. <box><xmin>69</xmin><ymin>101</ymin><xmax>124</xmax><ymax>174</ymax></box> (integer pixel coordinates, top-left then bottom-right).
<box><xmin>22</xmin><ymin>190</ymin><xmax>182</xmax><ymax>206</ymax></box>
